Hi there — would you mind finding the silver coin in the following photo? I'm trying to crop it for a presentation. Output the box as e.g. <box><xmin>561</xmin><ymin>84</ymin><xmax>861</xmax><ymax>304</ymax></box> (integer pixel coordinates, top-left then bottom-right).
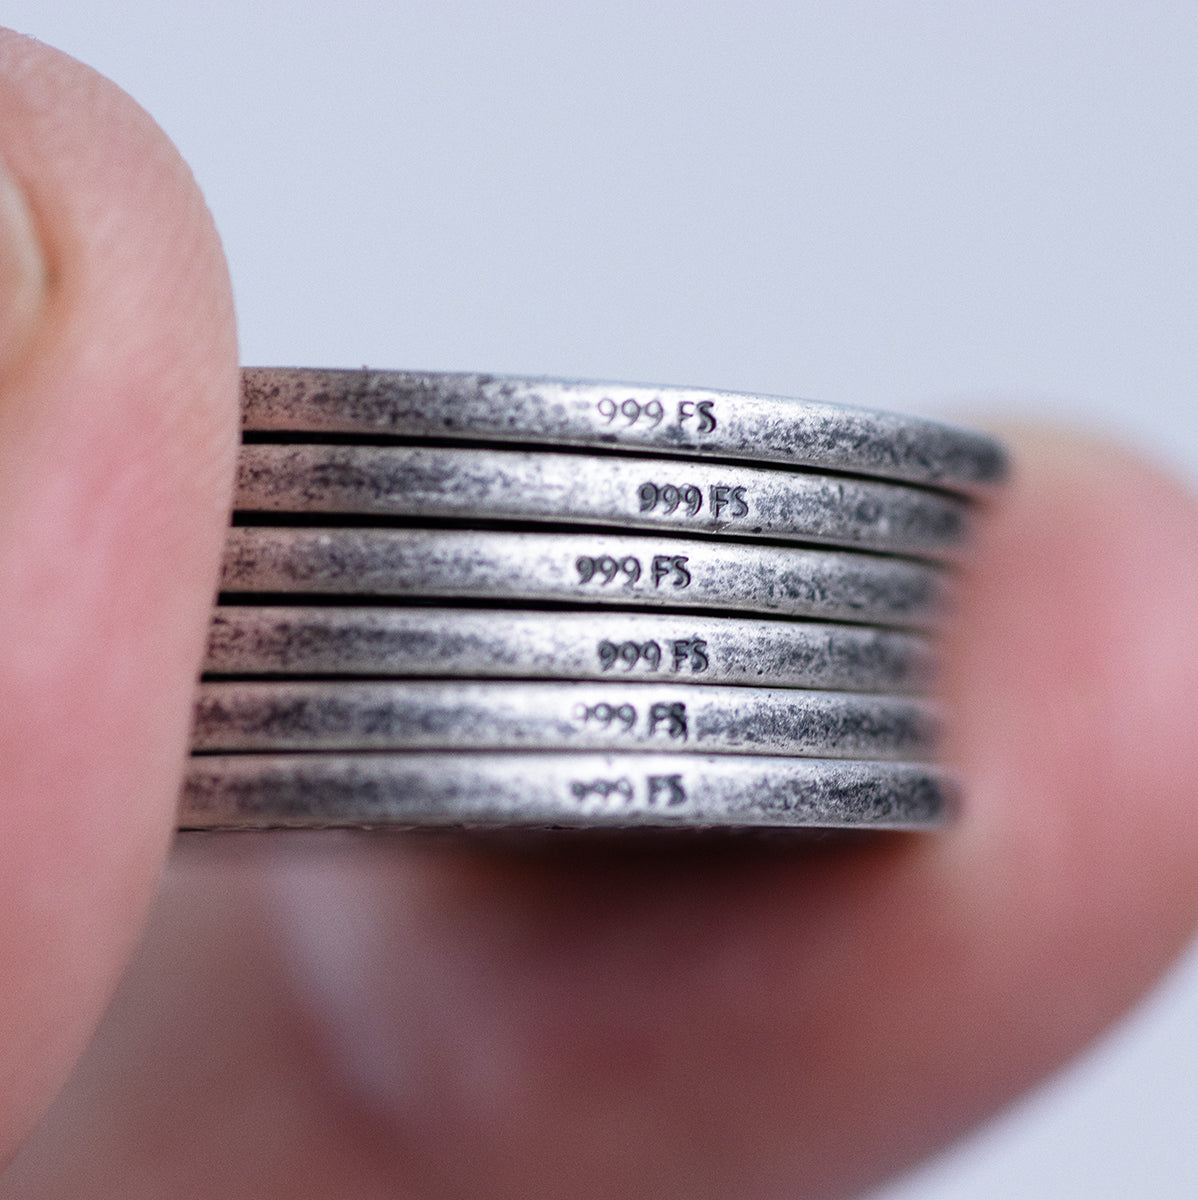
<box><xmin>241</xmin><ymin>368</ymin><xmax>1006</xmax><ymax>493</ymax></box>
<box><xmin>180</xmin><ymin>752</ymin><xmax>952</xmax><ymax>830</ymax></box>
<box><xmin>192</xmin><ymin>680</ymin><xmax>938</xmax><ymax>759</ymax></box>
<box><xmin>234</xmin><ymin>444</ymin><xmax>970</xmax><ymax>559</ymax></box>
<box><xmin>221</xmin><ymin>528</ymin><xmax>947</xmax><ymax>628</ymax></box>
<box><xmin>205</xmin><ymin>606</ymin><xmax>936</xmax><ymax>693</ymax></box>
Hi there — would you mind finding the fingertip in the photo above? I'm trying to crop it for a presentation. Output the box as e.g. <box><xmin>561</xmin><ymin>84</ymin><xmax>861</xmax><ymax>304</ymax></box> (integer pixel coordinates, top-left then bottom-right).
<box><xmin>0</xmin><ymin>29</ymin><xmax>237</xmax><ymax>1155</ymax></box>
<box><xmin>941</xmin><ymin>426</ymin><xmax>1198</xmax><ymax>1048</ymax></box>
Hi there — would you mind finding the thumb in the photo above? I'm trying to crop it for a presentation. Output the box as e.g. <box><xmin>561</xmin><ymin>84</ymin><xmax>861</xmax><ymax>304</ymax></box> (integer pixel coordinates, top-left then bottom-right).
<box><xmin>0</xmin><ymin>30</ymin><xmax>237</xmax><ymax>1157</ymax></box>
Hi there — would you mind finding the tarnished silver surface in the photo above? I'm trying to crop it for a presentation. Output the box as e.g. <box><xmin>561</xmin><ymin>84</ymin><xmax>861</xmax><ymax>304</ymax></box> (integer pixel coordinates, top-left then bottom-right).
<box><xmin>241</xmin><ymin>368</ymin><xmax>1007</xmax><ymax>493</ymax></box>
<box><xmin>221</xmin><ymin>528</ymin><xmax>946</xmax><ymax>628</ymax></box>
<box><xmin>180</xmin><ymin>752</ymin><xmax>952</xmax><ymax>830</ymax></box>
<box><xmin>235</xmin><ymin>444</ymin><xmax>970</xmax><ymax>559</ymax></box>
<box><xmin>182</xmin><ymin>370</ymin><xmax>994</xmax><ymax>833</ymax></box>
<box><xmin>192</xmin><ymin>680</ymin><xmax>938</xmax><ymax>759</ymax></box>
<box><xmin>205</xmin><ymin>606</ymin><xmax>935</xmax><ymax>693</ymax></box>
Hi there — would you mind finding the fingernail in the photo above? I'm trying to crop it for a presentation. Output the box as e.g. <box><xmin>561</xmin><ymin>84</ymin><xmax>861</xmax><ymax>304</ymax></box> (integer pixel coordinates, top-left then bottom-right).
<box><xmin>0</xmin><ymin>153</ymin><xmax>45</xmax><ymax>378</ymax></box>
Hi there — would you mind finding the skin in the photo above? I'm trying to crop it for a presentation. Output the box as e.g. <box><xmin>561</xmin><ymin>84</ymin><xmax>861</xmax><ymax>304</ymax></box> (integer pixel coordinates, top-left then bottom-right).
<box><xmin>2</xmin><ymin>28</ymin><xmax>1198</xmax><ymax>1200</ymax></box>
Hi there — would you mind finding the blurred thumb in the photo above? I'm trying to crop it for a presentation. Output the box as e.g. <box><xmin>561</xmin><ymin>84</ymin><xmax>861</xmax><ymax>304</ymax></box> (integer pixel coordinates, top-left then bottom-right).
<box><xmin>0</xmin><ymin>30</ymin><xmax>237</xmax><ymax>1159</ymax></box>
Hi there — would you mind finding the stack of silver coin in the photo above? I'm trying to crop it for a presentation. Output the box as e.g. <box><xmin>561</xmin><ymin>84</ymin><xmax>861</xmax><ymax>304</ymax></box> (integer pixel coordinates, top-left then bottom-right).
<box><xmin>180</xmin><ymin>369</ymin><xmax>1006</xmax><ymax>832</ymax></box>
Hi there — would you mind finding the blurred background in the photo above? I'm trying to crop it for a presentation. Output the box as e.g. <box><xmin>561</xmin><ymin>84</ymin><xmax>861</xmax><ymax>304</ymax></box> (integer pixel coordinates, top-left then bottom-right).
<box><xmin>7</xmin><ymin>3</ymin><xmax>1198</xmax><ymax>1195</ymax></box>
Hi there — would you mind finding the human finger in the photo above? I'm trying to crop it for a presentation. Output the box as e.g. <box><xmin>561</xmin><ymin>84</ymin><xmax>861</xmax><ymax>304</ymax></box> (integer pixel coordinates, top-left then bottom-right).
<box><xmin>0</xmin><ymin>29</ymin><xmax>237</xmax><ymax>1161</ymax></box>
<box><xmin>252</xmin><ymin>429</ymin><xmax>1198</xmax><ymax>1199</ymax></box>
<box><xmin>6</xmin><ymin>433</ymin><xmax>1197</xmax><ymax>1200</ymax></box>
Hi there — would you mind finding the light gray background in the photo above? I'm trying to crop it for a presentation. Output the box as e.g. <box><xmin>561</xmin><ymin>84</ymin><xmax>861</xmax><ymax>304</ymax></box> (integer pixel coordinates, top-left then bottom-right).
<box><xmin>7</xmin><ymin>3</ymin><xmax>1198</xmax><ymax>1196</ymax></box>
